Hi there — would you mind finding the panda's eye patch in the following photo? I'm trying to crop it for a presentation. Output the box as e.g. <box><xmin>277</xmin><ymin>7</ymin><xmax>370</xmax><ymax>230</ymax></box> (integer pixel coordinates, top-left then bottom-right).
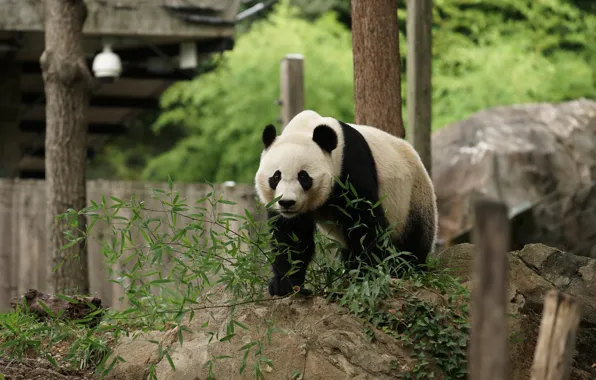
<box><xmin>269</xmin><ymin>170</ymin><xmax>281</xmax><ymax>189</ymax></box>
<box><xmin>297</xmin><ymin>170</ymin><xmax>312</xmax><ymax>191</ymax></box>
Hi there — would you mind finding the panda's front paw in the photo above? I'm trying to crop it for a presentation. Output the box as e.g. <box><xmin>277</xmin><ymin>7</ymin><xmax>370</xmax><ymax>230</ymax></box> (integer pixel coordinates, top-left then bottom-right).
<box><xmin>268</xmin><ymin>276</ymin><xmax>311</xmax><ymax>297</ymax></box>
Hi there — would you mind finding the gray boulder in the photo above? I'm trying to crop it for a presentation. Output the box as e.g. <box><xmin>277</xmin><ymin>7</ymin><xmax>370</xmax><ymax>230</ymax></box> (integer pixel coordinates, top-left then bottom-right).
<box><xmin>432</xmin><ymin>99</ymin><xmax>596</xmax><ymax>257</ymax></box>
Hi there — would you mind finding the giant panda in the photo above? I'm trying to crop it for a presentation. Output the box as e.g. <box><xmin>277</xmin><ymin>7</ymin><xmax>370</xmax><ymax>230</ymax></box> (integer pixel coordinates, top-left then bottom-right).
<box><xmin>255</xmin><ymin>110</ymin><xmax>438</xmax><ymax>296</ymax></box>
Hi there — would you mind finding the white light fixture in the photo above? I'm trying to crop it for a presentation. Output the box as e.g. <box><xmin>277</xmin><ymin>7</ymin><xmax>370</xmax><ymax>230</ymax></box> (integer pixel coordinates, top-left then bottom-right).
<box><xmin>179</xmin><ymin>41</ymin><xmax>197</xmax><ymax>70</ymax></box>
<box><xmin>92</xmin><ymin>42</ymin><xmax>122</xmax><ymax>82</ymax></box>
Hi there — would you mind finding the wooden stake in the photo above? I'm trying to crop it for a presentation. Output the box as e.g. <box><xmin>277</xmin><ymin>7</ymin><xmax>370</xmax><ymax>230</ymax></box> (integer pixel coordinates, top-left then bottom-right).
<box><xmin>406</xmin><ymin>0</ymin><xmax>433</xmax><ymax>175</ymax></box>
<box><xmin>530</xmin><ymin>290</ymin><xmax>581</xmax><ymax>380</ymax></box>
<box><xmin>280</xmin><ymin>54</ymin><xmax>304</xmax><ymax>128</ymax></box>
<box><xmin>468</xmin><ymin>198</ymin><xmax>510</xmax><ymax>380</ymax></box>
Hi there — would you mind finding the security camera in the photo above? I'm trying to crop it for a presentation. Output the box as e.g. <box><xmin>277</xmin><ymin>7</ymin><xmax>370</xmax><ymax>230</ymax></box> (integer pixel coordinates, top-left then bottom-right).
<box><xmin>92</xmin><ymin>44</ymin><xmax>122</xmax><ymax>83</ymax></box>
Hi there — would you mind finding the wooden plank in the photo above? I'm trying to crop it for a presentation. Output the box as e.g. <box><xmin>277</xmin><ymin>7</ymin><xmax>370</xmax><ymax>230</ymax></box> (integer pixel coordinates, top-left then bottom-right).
<box><xmin>280</xmin><ymin>54</ymin><xmax>305</xmax><ymax>128</ymax></box>
<box><xmin>468</xmin><ymin>198</ymin><xmax>510</xmax><ymax>380</ymax></box>
<box><xmin>406</xmin><ymin>0</ymin><xmax>433</xmax><ymax>175</ymax></box>
<box><xmin>0</xmin><ymin>180</ymin><xmax>15</xmax><ymax>312</ymax></box>
<box><xmin>530</xmin><ymin>290</ymin><xmax>581</xmax><ymax>380</ymax></box>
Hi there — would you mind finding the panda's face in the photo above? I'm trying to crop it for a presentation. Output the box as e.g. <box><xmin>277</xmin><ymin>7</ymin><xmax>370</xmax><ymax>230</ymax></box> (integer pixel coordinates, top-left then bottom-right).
<box><xmin>255</xmin><ymin>124</ymin><xmax>338</xmax><ymax>218</ymax></box>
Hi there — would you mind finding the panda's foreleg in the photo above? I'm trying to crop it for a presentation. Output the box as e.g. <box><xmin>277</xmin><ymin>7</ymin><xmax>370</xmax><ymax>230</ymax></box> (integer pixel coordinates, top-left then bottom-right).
<box><xmin>337</xmin><ymin>205</ymin><xmax>390</xmax><ymax>272</ymax></box>
<box><xmin>267</xmin><ymin>211</ymin><xmax>317</xmax><ymax>296</ymax></box>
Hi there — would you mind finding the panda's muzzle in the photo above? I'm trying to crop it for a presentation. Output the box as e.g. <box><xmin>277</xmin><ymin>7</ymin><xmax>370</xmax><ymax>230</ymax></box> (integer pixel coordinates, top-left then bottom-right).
<box><xmin>278</xmin><ymin>199</ymin><xmax>296</xmax><ymax>210</ymax></box>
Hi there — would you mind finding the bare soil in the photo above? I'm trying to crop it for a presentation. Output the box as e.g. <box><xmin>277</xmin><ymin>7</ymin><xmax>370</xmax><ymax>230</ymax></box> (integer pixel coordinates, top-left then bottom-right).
<box><xmin>0</xmin><ymin>357</ymin><xmax>96</xmax><ymax>380</ymax></box>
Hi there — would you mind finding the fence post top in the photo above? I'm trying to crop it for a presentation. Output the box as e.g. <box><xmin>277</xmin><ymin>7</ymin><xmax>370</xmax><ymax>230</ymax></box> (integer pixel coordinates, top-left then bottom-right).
<box><xmin>282</xmin><ymin>53</ymin><xmax>304</xmax><ymax>61</ymax></box>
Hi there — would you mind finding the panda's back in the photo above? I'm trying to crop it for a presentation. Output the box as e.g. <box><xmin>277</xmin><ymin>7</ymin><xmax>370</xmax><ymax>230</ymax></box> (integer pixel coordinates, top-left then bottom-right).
<box><xmin>346</xmin><ymin>123</ymin><xmax>434</xmax><ymax>240</ymax></box>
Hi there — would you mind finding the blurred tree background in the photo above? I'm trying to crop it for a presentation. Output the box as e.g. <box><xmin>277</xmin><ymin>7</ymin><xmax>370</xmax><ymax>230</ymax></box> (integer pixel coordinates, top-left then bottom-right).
<box><xmin>88</xmin><ymin>0</ymin><xmax>596</xmax><ymax>184</ymax></box>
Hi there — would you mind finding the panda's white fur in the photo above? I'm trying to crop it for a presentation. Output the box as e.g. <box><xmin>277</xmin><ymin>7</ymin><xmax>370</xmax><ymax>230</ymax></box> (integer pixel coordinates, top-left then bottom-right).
<box><xmin>255</xmin><ymin>110</ymin><xmax>438</xmax><ymax>249</ymax></box>
<box><xmin>255</xmin><ymin>110</ymin><xmax>438</xmax><ymax>296</ymax></box>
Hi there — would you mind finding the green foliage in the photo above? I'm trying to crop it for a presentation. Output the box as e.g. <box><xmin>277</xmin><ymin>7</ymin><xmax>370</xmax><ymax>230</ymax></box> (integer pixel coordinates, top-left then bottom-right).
<box><xmin>1</xmin><ymin>180</ymin><xmax>471</xmax><ymax>378</ymax></box>
<box><xmin>130</xmin><ymin>0</ymin><xmax>596</xmax><ymax>184</ymax></box>
<box><xmin>425</xmin><ymin>0</ymin><xmax>596</xmax><ymax>129</ymax></box>
<box><xmin>143</xmin><ymin>1</ymin><xmax>354</xmax><ymax>184</ymax></box>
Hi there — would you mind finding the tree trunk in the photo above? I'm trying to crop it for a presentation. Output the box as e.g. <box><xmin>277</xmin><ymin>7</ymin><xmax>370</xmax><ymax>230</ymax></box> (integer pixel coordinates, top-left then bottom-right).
<box><xmin>41</xmin><ymin>0</ymin><xmax>92</xmax><ymax>295</ymax></box>
<box><xmin>351</xmin><ymin>0</ymin><xmax>405</xmax><ymax>138</ymax></box>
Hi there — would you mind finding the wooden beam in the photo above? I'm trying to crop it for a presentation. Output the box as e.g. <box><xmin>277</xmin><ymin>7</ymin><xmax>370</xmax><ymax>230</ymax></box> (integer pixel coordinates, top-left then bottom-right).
<box><xmin>468</xmin><ymin>198</ymin><xmax>510</xmax><ymax>380</ymax></box>
<box><xmin>22</xmin><ymin>92</ymin><xmax>159</xmax><ymax>110</ymax></box>
<box><xmin>21</xmin><ymin>60</ymin><xmax>196</xmax><ymax>81</ymax></box>
<box><xmin>19</xmin><ymin>169</ymin><xmax>45</xmax><ymax>179</ymax></box>
<box><xmin>20</xmin><ymin>120</ymin><xmax>126</xmax><ymax>135</ymax></box>
<box><xmin>18</xmin><ymin>156</ymin><xmax>45</xmax><ymax>171</ymax></box>
<box><xmin>280</xmin><ymin>54</ymin><xmax>304</xmax><ymax>128</ymax></box>
<box><xmin>29</xmin><ymin>147</ymin><xmax>95</xmax><ymax>160</ymax></box>
<box><xmin>113</xmin><ymin>38</ymin><xmax>234</xmax><ymax>61</ymax></box>
<box><xmin>406</xmin><ymin>0</ymin><xmax>433</xmax><ymax>175</ymax></box>
<box><xmin>0</xmin><ymin>0</ymin><xmax>240</xmax><ymax>39</ymax></box>
<box><xmin>530</xmin><ymin>290</ymin><xmax>581</xmax><ymax>380</ymax></box>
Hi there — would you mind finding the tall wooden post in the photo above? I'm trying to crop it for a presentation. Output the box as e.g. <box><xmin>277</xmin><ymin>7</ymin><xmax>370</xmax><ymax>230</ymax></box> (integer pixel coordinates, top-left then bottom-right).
<box><xmin>280</xmin><ymin>54</ymin><xmax>304</xmax><ymax>128</ymax></box>
<box><xmin>41</xmin><ymin>0</ymin><xmax>92</xmax><ymax>294</ymax></box>
<box><xmin>351</xmin><ymin>0</ymin><xmax>405</xmax><ymax>138</ymax></box>
<box><xmin>406</xmin><ymin>0</ymin><xmax>433</xmax><ymax>175</ymax></box>
<box><xmin>468</xmin><ymin>198</ymin><xmax>510</xmax><ymax>380</ymax></box>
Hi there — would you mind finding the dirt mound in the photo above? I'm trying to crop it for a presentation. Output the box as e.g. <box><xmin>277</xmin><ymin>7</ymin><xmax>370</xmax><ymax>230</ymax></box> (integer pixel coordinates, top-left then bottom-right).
<box><xmin>106</xmin><ymin>287</ymin><xmax>431</xmax><ymax>380</ymax></box>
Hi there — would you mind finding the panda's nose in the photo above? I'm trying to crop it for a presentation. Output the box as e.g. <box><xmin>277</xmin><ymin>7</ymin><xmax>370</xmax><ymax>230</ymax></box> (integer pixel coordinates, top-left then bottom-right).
<box><xmin>278</xmin><ymin>199</ymin><xmax>296</xmax><ymax>209</ymax></box>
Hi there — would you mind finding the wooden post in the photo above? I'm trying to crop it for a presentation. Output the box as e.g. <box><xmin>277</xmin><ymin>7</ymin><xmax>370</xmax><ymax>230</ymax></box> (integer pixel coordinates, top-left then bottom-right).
<box><xmin>530</xmin><ymin>290</ymin><xmax>581</xmax><ymax>380</ymax></box>
<box><xmin>280</xmin><ymin>53</ymin><xmax>304</xmax><ymax>128</ymax></box>
<box><xmin>406</xmin><ymin>0</ymin><xmax>433</xmax><ymax>175</ymax></box>
<box><xmin>468</xmin><ymin>198</ymin><xmax>510</xmax><ymax>380</ymax></box>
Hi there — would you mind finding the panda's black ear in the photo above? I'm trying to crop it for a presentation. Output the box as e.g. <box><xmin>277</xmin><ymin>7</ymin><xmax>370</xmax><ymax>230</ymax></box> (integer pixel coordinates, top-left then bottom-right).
<box><xmin>313</xmin><ymin>124</ymin><xmax>338</xmax><ymax>154</ymax></box>
<box><xmin>262</xmin><ymin>124</ymin><xmax>277</xmax><ymax>149</ymax></box>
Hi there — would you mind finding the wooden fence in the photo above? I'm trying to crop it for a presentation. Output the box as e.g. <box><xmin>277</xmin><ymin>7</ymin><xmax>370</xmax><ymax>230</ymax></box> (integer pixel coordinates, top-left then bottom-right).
<box><xmin>0</xmin><ymin>179</ymin><xmax>260</xmax><ymax>312</ymax></box>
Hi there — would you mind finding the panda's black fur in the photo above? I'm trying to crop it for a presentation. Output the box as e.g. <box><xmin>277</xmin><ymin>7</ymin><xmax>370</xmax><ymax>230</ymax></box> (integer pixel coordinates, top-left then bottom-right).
<box><xmin>258</xmin><ymin>114</ymin><xmax>437</xmax><ymax>297</ymax></box>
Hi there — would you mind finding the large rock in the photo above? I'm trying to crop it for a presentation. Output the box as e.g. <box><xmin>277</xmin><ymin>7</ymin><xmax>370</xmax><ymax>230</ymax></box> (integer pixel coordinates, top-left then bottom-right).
<box><xmin>432</xmin><ymin>99</ymin><xmax>596</xmax><ymax>257</ymax></box>
<box><xmin>436</xmin><ymin>243</ymin><xmax>596</xmax><ymax>379</ymax></box>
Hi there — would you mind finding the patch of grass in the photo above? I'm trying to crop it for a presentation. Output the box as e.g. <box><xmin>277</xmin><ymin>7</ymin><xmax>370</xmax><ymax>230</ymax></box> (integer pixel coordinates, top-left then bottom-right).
<box><xmin>0</xmin><ymin>307</ymin><xmax>114</xmax><ymax>371</ymax></box>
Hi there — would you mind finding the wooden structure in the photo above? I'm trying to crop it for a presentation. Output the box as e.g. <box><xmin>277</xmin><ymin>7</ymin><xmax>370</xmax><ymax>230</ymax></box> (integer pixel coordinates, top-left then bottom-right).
<box><xmin>468</xmin><ymin>199</ymin><xmax>510</xmax><ymax>379</ymax></box>
<box><xmin>0</xmin><ymin>0</ymin><xmax>243</xmax><ymax>179</ymax></box>
<box><xmin>468</xmin><ymin>198</ymin><xmax>582</xmax><ymax>380</ymax></box>
<box><xmin>0</xmin><ymin>178</ymin><xmax>257</xmax><ymax>312</ymax></box>
<box><xmin>279</xmin><ymin>53</ymin><xmax>304</xmax><ymax>128</ymax></box>
<box><xmin>406</xmin><ymin>0</ymin><xmax>432</xmax><ymax>175</ymax></box>
<box><xmin>530</xmin><ymin>290</ymin><xmax>581</xmax><ymax>380</ymax></box>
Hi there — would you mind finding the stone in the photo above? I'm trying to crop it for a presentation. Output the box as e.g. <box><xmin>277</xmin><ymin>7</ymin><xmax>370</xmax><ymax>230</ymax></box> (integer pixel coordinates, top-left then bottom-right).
<box><xmin>435</xmin><ymin>243</ymin><xmax>596</xmax><ymax>379</ymax></box>
<box><xmin>432</xmin><ymin>99</ymin><xmax>596</xmax><ymax>257</ymax></box>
